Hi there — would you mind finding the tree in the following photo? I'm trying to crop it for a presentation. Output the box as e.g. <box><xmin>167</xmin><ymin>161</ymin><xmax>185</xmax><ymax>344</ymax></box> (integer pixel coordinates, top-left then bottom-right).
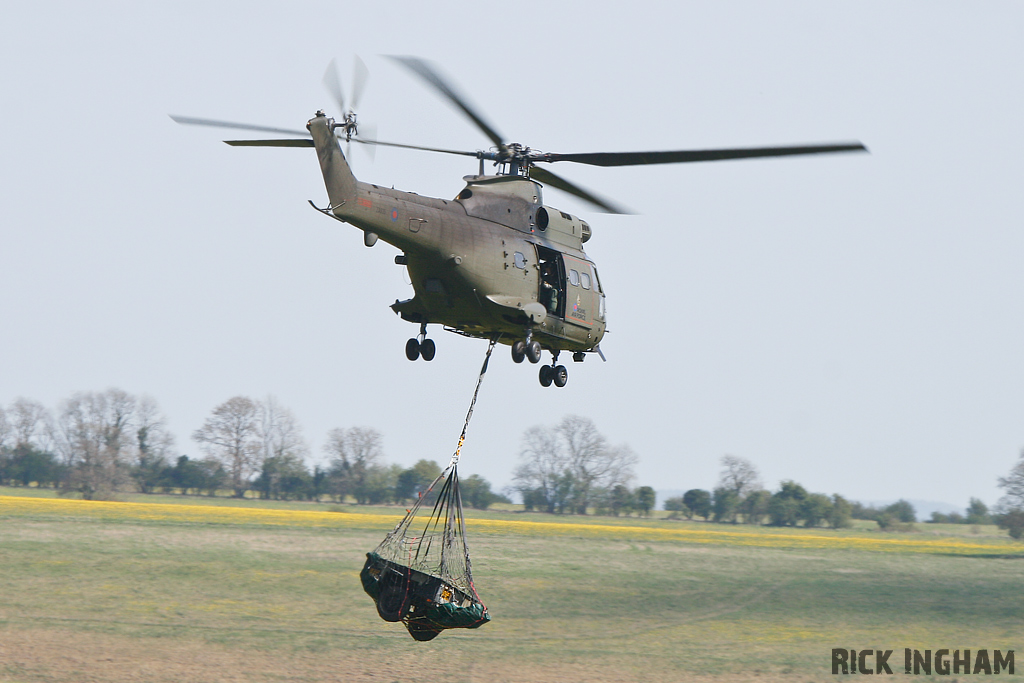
<box><xmin>801</xmin><ymin>493</ymin><xmax>833</xmax><ymax>528</ymax></box>
<box><xmin>663</xmin><ymin>496</ymin><xmax>689</xmax><ymax>516</ymax></box>
<box><xmin>170</xmin><ymin>455</ymin><xmax>207</xmax><ymax>494</ymax></box>
<box><xmin>558</xmin><ymin>416</ymin><xmax>637</xmax><ymax>514</ymax></box>
<box><xmin>133</xmin><ymin>396</ymin><xmax>175</xmax><ymax>494</ymax></box>
<box><xmin>0</xmin><ymin>405</ymin><xmax>11</xmax><ymax>454</ymax></box>
<box><xmin>610</xmin><ymin>484</ymin><xmax>635</xmax><ymax>516</ymax></box>
<box><xmin>394</xmin><ymin>459</ymin><xmax>443</xmax><ymax>503</ymax></box>
<box><xmin>997</xmin><ymin>450</ymin><xmax>1024</xmax><ymax>511</ymax></box>
<box><xmin>192</xmin><ymin>396</ymin><xmax>262</xmax><ymax>497</ymax></box>
<box><xmin>253</xmin><ymin>452</ymin><xmax>313</xmax><ymax>500</ymax></box>
<box><xmin>8</xmin><ymin>398</ymin><xmax>53</xmax><ymax>453</ymax></box>
<box><xmin>359</xmin><ymin>463</ymin><xmax>401</xmax><ymax>504</ymax></box>
<box><xmin>683</xmin><ymin>489</ymin><xmax>712</xmax><ymax>521</ymax></box>
<box><xmin>512</xmin><ymin>416</ymin><xmax>637</xmax><ymax>515</ymax></box>
<box><xmin>739</xmin><ymin>490</ymin><xmax>771</xmax><ymax>525</ymax></box>
<box><xmin>712</xmin><ymin>487</ymin><xmax>739</xmax><ymax>523</ymax></box>
<box><xmin>634</xmin><ymin>486</ymin><xmax>656</xmax><ymax>517</ymax></box>
<box><xmin>884</xmin><ymin>499</ymin><xmax>916</xmax><ymax>523</ymax></box>
<box><xmin>511</xmin><ymin>425</ymin><xmax>563</xmax><ymax>513</ymax></box>
<box><xmin>54</xmin><ymin>389</ymin><xmax>138</xmax><ymax>500</ymax></box>
<box><xmin>8</xmin><ymin>445</ymin><xmax>60</xmax><ymax>487</ymax></box>
<box><xmin>965</xmin><ymin>498</ymin><xmax>991</xmax><ymax>525</ymax></box>
<box><xmin>323</xmin><ymin>426</ymin><xmax>385</xmax><ymax>503</ymax></box>
<box><xmin>768</xmin><ymin>481</ymin><xmax>808</xmax><ymax>526</ymax></box>
<box><xmin>717</xmin><ymin>455</ymin><xmax>762</xmax><ymax>498</ymax></box>
<box><xmin>460</xmin><ymin>473</ymin><xmax>508</xmax><ymax>510</ymax></box>
<box><xmin>995</xmin><ymin>509</ymin><xmax>1024</xmax><ymax>540</ymax></box>
<box><xmin>258</xmin><ymin>397</ymin><xmax>309</xmax><ymax>468</ymax></box>
<box><xmin>826</xmin><ymin>494</ymin><xmax>853</xmax><ymax>529</ymax></box>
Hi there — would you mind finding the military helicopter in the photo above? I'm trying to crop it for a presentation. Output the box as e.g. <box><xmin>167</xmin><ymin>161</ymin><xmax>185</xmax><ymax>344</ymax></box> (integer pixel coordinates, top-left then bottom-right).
<box><xmin>173</xmin><ymin>57</ymin><xmax>866</xmax><ymax>388</ymax></box>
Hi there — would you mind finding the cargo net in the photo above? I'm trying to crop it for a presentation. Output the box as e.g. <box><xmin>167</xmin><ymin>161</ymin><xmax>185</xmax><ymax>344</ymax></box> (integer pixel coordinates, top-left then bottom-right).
<box><xmin>360</xmin><ymin>340</ymin><xmax>495</xmax><ymax>641</ymax></box>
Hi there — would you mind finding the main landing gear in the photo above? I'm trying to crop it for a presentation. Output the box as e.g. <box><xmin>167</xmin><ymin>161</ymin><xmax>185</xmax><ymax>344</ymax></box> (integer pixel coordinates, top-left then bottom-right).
<box><xmin>538</xmin><ymin>351</ymin><xmax>568</xmax><ymax>388</ymax></box>
<box><xmin>405</xmin><ymin>322</ymin><xmax>435</xmax><ymax>361</ymax></box>
<box><xmin>511</xmin><ymin>330</ymin><xmax>542</xmax><ymax>364</ymax></box>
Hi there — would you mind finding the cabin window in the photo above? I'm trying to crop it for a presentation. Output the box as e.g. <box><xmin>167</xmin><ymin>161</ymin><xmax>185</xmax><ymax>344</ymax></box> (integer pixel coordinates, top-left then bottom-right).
<box><xmin>513</xmin><ymin>252</ymin><xmax>527</xmax><ymax>269</ymax></box>
<box><xmin>568</xmin><ymin>269</ymin><xmax>580</xmax><ymax>286</ymax></box>
<box><xmin>581</xmin><ymin>272</ymin><xmax>591</xmax><ymax>290</ymax></box>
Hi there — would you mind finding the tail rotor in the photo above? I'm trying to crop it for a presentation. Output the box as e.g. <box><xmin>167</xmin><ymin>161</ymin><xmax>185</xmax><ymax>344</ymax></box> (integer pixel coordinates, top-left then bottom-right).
<box><xmin>322</xmin><ymin>56</ymin><xmax>375</xmax><ymax>163</ymax></box>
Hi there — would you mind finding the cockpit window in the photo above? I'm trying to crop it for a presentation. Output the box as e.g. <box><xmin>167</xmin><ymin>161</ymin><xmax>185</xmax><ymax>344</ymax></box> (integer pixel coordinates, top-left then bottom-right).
<box><xmin>513</xmin><ymin>252</ymin><xmax>527</xmax><ymax>269</ymax></box>
<box><xmin>592</xmin><ymin>266</ymin><xmax>603</xmax><ymax>294</ymax></box>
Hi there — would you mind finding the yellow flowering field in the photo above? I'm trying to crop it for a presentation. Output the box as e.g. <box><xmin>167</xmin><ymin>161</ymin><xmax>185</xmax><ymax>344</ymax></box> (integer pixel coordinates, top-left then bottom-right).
<box><xmin>2</xmin><ymin>494</ymin><xmax>1018</xmax><ymax>556</ymax></box>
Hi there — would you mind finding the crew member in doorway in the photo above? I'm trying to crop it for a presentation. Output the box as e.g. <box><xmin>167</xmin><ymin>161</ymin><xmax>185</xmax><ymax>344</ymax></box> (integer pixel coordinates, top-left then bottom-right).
<box><xmin>540</xmin><ymin>261</ymin><xmax>559</xmax><ymax>315</ymax></box>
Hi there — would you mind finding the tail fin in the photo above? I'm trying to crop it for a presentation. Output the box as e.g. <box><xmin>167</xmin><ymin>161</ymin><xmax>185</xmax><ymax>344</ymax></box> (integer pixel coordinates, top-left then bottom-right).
<box><xmin>308</xmin><ymin>112</ymin><xmax>357</xmax><ymax>209</ymax></box>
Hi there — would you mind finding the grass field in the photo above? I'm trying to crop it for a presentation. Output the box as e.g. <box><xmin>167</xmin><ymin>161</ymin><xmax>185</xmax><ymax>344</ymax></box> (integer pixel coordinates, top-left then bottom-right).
<box><xmin>1</xmin><ymin>488</ymin><xmax>1022</xmax><ymax>682</ymax></box>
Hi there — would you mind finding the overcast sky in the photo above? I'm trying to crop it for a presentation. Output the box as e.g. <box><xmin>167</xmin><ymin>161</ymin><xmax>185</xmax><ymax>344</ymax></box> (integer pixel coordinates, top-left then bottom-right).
<box><xmin>2</xmin><ymin>2</ymin><xmax>1022</xmax><ymax>508</ymax></box>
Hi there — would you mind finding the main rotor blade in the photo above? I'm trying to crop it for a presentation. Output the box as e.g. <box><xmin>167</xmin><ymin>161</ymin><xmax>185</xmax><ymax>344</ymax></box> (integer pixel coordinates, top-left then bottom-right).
<box><xmin>351</xmin><ymin>55</ymin><xmax>369</xmax><ymax>110</ymax></box>
<box><xmin>322</xmin><ymin>59</ymin><xmax>346</xmax><ymax>113</ymax></box>
<box><xmin>171</xmin><ymin>115</ymin><xmax>311</xmax><ymax>138</ymax></box>
<box><xmin>540</xmin><ymin>142</ymin><xmax>867</xmax><ymax>167</ymax></box>
<box><xmin>388</xmin><ymin>55</ymin><xmax>505</xmax><ymax>150</ymax></box>
<box><xmin>529</xmin><ymin>167</ymin><xmax>630</xmax><ymax>215</ymax></box>
<box><xmin>225</xmin><ymin>139</ymin><xmax>315</xmax><ymax>147</ymax></box>
<box><xmin>352</xmin><ymin>137</ymin><xmax>479</xmax><ymax>158</ymax></box>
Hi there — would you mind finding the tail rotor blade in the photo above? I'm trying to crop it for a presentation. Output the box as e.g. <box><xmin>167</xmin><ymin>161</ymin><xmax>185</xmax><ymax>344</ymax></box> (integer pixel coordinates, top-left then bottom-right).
<box><xmin>322</xmin><ymin>58</ymin><xmax>346</xmax><ymax>113</ymax></box>
<box><xmin>358</xmin><ymin>121</ymin><xmax>377</xmax><ymax>162</ymax></box>
<box><xmin>351</xmin><ymin>55</ymin><xmax>369</xmax><ymax>110</ymax></box>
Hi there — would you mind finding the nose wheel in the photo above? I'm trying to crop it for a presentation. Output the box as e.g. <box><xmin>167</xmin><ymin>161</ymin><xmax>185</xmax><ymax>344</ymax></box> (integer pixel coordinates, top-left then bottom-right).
<box><xmin>405</xmin><ymin>323</ymin><xmax>435</xmax><ymax>361</ymax></box>
<box><xmin>511</xmin><ymin>332</ymin><xmax>542</xmax><ymax>364</ymax></box>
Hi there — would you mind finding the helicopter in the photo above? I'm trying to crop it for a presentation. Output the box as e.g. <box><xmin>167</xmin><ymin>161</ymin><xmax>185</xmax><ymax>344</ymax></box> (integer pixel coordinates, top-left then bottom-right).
<box><xmin>173</xmin><ymin>57</ymin><xmax>866</xmax><ymax>388</ymax></box>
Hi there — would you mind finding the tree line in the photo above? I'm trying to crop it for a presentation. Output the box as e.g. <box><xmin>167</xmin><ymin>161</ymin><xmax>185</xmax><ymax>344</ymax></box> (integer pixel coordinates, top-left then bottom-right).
<box><xmin>3</xmin><ymin>390</ymin><xmax>1024</xmax><ymax>537</ymax></box>
<box><xmin>0</xmin><ymin>391</ymin><xmax>507</xmax><ymax>508</ymax></box>
<box><xmin>662</xmin><ymin>453</ymin><xmax>1024</xmax><ymax>538</ymax></box>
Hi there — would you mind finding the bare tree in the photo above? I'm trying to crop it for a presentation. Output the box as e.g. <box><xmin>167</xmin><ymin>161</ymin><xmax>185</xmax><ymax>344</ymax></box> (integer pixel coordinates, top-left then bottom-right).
<box><xmin>323</xmin><ymin>427</ymin><xmax>384</xmax><ymax>503</ymax></box>
<box><xmin>259</xmin><ymin>396</ymin><xmax>309</xmax><ymax>463</ymax></box>
<box><xmin>253</xmin><ymin>397</ymin><xmax>310</xmax><ymax>500</ymax></box>
<box><xmin>9</xmin><ymin>397</ymin><xmax>53</xmax><ymax>451</ymax></box>
<box><xmin>512</xmin><ymin>425</ymin><xmax>568</xmax><ymax>513</ymax></box>
<box><xmin>135</xmin><ymin>395</ymin><xmax>176</xmax><ymax>493</ymax></box>
<box><xmin>0</xmin><ymin>405</ymin><xmax>11</xmax><ymax>452</ymax></box>
<box><xmin>558</xmin><ymin>415</ymin><xmax>637</xmax><ymax>514</ymax></box>
<box><xmin>513</xmin><ymin>415</ymin><xmax>637</xmax><ymax>515</ymax></box>
<box><xmin>192</xmin><ymin>396</ymin><xmax>262</xmax><ymax>497</ymax></box>
<box><xmin>54</xmin><ymin>389</ymin><xmax>137</xmax><ymax>499</ymax></box>
<box><xmin>717</xmin><ymin>455</ymin><xmax>762</xmax><ymax>498</ymax></box>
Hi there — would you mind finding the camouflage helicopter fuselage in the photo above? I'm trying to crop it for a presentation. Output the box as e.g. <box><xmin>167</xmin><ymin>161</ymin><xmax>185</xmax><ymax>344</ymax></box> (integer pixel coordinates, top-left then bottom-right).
<box><xmin>308</xmin><ymin>112</ymin><xmax>606</xmax><ymax>357</ymax></box>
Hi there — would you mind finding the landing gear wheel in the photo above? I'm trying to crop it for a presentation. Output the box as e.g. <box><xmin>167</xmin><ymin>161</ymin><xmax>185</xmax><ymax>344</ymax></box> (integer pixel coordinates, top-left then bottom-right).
<box><xmin>405</xmin><ymin>338</ymin><xmax>420</xmax><ymax>361</ymax></box>
<box><xmin>526</xmin><ymin>340</ymin><xmax>543</xmax><ymax>364</ymax></box>
<box><xmin>511</xmin><ymin>341</ymin><xmax>526</xmax><ymax>364</ymax></box>
<box><xmin>420</xmin><ymin>338</ymin><xmax>436</xmax><ymax>361</ymax></box>
<box><xmin>539</xmin><ymin>364</ymin><xmax>553</xmax><ymax>387</ymax></box>
<box><xmin>553</xmin><ymin>365</ymin><xmax>568</xmax><ymax>388</ymax></box>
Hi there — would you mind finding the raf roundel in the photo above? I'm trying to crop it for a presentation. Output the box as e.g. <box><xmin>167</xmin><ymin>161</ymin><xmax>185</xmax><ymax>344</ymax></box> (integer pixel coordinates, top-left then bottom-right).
<box><xmin>391</xmin><ymin>208</ymin><xmax>399</xmax><ymax>222</ymax></box>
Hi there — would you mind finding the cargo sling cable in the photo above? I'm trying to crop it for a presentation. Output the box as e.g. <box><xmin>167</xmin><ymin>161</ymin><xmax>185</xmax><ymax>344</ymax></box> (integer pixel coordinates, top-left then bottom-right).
<box><xmin>360</xmin><ymin>338</ymin><xmax>498</xmax><ymax>641</ymax></box>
